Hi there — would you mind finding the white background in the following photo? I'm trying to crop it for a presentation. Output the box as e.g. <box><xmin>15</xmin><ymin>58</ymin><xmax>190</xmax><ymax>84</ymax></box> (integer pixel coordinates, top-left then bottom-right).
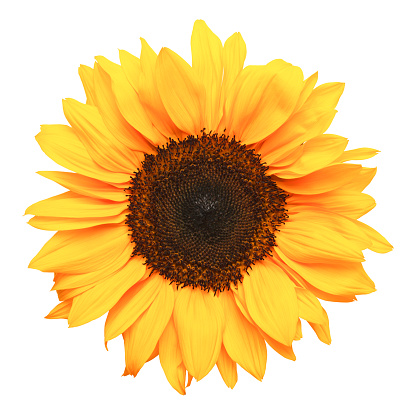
<box><xmin>1</xmin><ymin>0</ymin><xmax>416</xmax><ymax>412</ymax></box>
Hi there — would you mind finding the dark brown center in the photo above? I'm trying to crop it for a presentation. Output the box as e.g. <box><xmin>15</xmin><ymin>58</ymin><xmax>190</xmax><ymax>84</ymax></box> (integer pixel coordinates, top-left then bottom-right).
<box><xmin>126</xmin><ymin>130</ymin><xmax>288</xmax><ymax>293</ymax></box>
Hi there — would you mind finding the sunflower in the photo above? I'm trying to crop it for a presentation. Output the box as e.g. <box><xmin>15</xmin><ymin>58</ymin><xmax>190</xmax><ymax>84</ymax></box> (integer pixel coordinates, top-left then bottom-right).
<box><xmin>27</xmin><ymin>20</ymin><xmax>392</xmax><ymax>394</ymax></box>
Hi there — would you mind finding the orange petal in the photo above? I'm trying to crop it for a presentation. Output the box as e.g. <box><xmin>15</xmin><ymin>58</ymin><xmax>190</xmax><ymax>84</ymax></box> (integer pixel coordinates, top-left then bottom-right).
<box><xmin>92</xmin><ymin>62</ymin><xmax>153</xmax><ymax>152</ymax></box>
<box><xmin>275</xmin><ymin>248</ymin><xmax>375</xmax><ymax>296</ymax></box>
<box><xmin>78</xmin><ymin>65</ymin><xmax>97</xmax><ymax>106</ymax></box>
<box><xmin>270</xmin><ymin>134</ymin><xmax>348</xmax><ymax>178</ymax></box>
<box><xmin>260</xmin><ymin>331</ymin><xmax>296</xmax><ymax>361</ymax></box>
<box><xmin>352</xmin><ymin>220</ymin><xmax>393</xmax><ymax>253</ymax></box>
<box><xmin>95</xmin><ymin>55</ymin><xmax>167</xmax><ymax>147</ymax></box>
<box><xmin>56</xmin><ymin>284</ymin><xmax>93</xmax><ymax>301</ymax></box>
<box><xmin>223</xmin><ymin>64</ymin><xmax>304</xmax><ymax>145</ymax></box>
<box><xmin>156</xmin><ymin>48</ymin><xmax>205</xmax><ymax>135</ymax></box>
<box><xmin>295</xmin><ymin>287</ymin><xmax>327</xmax><ymax>324</ymax></box>
<box><xmin>273</xmin><ymin>164</ymin><xmax>362</xmax><ymax>195</ymax></box>
<box><xmin>159</xmin><ymin>317</ymin><xmax>186</xmax><ymax>395</ymax></box>
<box><xmin>123</xmin><ymin>279</ymin><xmax>174</xmax><ymax>376</ymax></box>
<box><xmin>303</xmin><ymin>82</ymin><xmax>345</xmax><ymax>111</ymax></box>
<box><xmin>244</xmin><ymin>259</ymin><xmax>298</xmax><ymax>346</ymax></box>
<box><xmin>334</xmin><ymin>148</ymin><xmax>379</xmax><ymax>163</ymax></box>
<box><xmin>308</xmin><ymin>309</ymin><xmax>331</xmax><ymax>345</ymax></box>
<box><xmin>191</xmin><ymin>20</ymin><xmax>223</xmax><ymax>130</ymax></box>
<box><xmin>104</xmin><ymin>273</ymin><xmax>163</xmax><ymax>342</ymax></box>
<box><xmin>287</xmin><ymin>189</ymin><xmax>376</xmax><ymax>219</ymax></box>
<box><xmin>173</xmin><ymin>287</ymin><xmax>225</xmax><ymax>381</ymax></box>
<box><xmin>293</xmin><ymin>71</ymin><xmax>318</xmax><ymax>112</ymax></box>
<box><xmin>37</xmin><ymin>171</ymin><xmax>127</xmax><ymax>202</ymax></box>
<box><xmin>52</xmin><ymin>244</ymin><xmax>134</xmax><ymax>290</ymax></box>
<box><xmin>220</xmin><ymin>31</ymin><xmax>246</xmax><ymax>115</ymax></box>
<box><xmin>45</xmin><ymin>299</ymin><xmax>73</xmax><ymax>319</ymax></box>
<box><xmin>216</xmin><ymin>345</ymin><xmax>238</xmax><ymax>389</ymax></box>
<box><xmin>276</xmin><ymin>209</ymin><xmax>367</xmax><ymax>263</ymax></box>
<box><xmin>219</xmin><ymin>291</ymin><xmax>267</xmax><ymax>380</ymax></box>
<box><xmin>339</xmin><ymin>167</ymin><xmax>376</xmax><ymax>192</ymax></box>
<box><xmin>63</xmin><ymin>98</ymin><xmax>142</xmax><ymax>173</ymax></box>
<box><xmin>25</xmin><ymin>191</ymin><xmax>127</xmax><ymax>218</ymax></box>
<box><xmin>35</xmin><ymin>125</ymin><xmax>130</xmax><ymax>184</ymax></box>
<box><xmin>28</xmin><ymin>213</ymin><xmax>125</xmax><ymax>231</ymax></box>
<box><xmin>134</xmin><ymin>39</ymin><xmax>183</xmax><ymax>139</ymax></box>
<box><xmin>260</xmin><ymin>108</ymin><xmax>336</xmax><ymax>165</ymax></box>
<box><xmin>118</xmin><ymin>49</ymin><xmax>141</xmax><ymax>92</ymax></box>
<box><xmin>68</xmin><ymin>256</ymin><xmax>148</xmax><ymax>327</ymax></box>
<box><xmin>29</xmin><ymin>224</ymin><xmax>130</xmax><ymax>274</ymax></box>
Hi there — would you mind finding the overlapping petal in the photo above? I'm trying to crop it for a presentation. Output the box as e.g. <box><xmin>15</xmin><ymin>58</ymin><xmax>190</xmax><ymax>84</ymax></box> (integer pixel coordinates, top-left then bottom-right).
<box><xmin>173</xmin><ymin>287</ymin><xmax>225</xmax><ymax>381</ymax></box>
<box><xmin>191</xmin><ymin>20</ymin><xmax>223</xmax><ymax>130</ymax></box>
<box><xmin>222</xmin><ymin>63</ymin><xmax>304</xmax><ymax>144</ymax></box>
<box><xmin>156</xmin><ymin>48</ymin><xmax>206</xmax><ymax>135</ymax></box>
<box><xmin>243</xmin><ymin>259</ymin><xmax>298</xmax><ymax>346</ymax></box>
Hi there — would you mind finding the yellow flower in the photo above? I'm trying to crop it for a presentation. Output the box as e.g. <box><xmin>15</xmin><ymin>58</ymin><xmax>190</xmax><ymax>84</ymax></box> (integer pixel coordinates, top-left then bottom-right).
<box><xmin>27</xmin><ymin>20</ymin><xmax>392</xmax><ymax>394</ymax></box>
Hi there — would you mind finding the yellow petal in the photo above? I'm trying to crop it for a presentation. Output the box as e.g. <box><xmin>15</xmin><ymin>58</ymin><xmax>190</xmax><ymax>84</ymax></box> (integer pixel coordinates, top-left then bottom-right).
<box><xmin>260</xmin><ymin>331</ymin><xmax>296</xmax><ymax>361</ymax></box>
<box><xmin>295</xmin><ymin>319</ymin><xmax>302</xmax><ymax>340</ymax></box>
<box><xmin>29</xmin><ymin>224</ymin><xmax>130</xmax><ymax>274</ymax></box>
<box><xmin>104</xmin><ymin>273</ymin><xmax>164</xmax><ymax>342</ymax></box>
<box><xmin>159</xmin><ymin>317</ymin><xmax>186</xmax><ymax>395</ymax></box>
<box><xmin>52</xmin><ymin>244</ymin><xmax>134</xmax><ymax>290</ymax></box>
<box><xmin>37</xmin><ymin>171</ymin><xmax>127</xmax><ymax>202</ymax></box>
<box><xmin>123</xmin><ymin>279</ymin><xmax>174</xmax><ymax>376</ymax></box>
<box><xmin>287</xmin><ymin>206</ymin><xmax>372</xmax><ymax>251</ymax></box>
<box><xmin>275</xmin><ymin>248</ymin><xmax>375</xmax><ymax>296</ymax></box>
<box><xmin>231</xmin><ymin>282</ymin><xmax>253</xmax><ymax>324</ymax></box>
<box><xmin>275</xmin><ymin>255</ymin><xmax>358</xmax><ymax>302</ymax></box>
<box><xmin>156</xmin><ymin>48</ymin><xmax>205</xmax><ymax>135</ymax></box>
<box><xmin>191</xmin><ymin>20</ymin><xmax>223</xmax><ymax>130</ymax></box>
<box><xmin>68</xmin><ymin>256</ymin><xmax>148</xmax><ymax>327</ymax></box>
<box><xmin>219</xmin><ymin>291</ymin><xmax>266</xmax><ymax>380</ymax></box>
<box><xmin>93</xmin><ymin>62</ymin><xmax>153</xmax><ymax>152</ymax></box>
<box><xmin>56</xmin><ymin>284</ymin><xmax>93</xmax><ymax>301</ymax></box>
<box><xmin>270</xmin><ymin>135</ymin><xmax>348</xmax><ymax>178</ymax></box>
<box><xmin>135</xmin><ymin>39</ymin><xmax>184</xmax><ymax>139</ymax></box>
<box><xmin>223</xmin><ymin>64</ymin><xmax>304</xmax><ymax>145</ymax></box>
<box><xmin>273</xmin><ymin>164</ymin><xmax>362</xmax><ymax>194</ymax></box>
<box><xmin>294</xmin><ymin>71</ymin><xmax>318</xmax><ymax>112</ymax></box>
<box><xmin>295</xmin><ymin>287</ymin><xmax>327</xmax><ymax>324</ymax></box>
<box><xmin>259</xmin><ymin>81</ymin><xmax>344</xmax><ymax>164</ymax></box>
<box><xmin>28</xmin><ymin>213</ymin><xmax>125</xmax><ymax>231</ymax></box>
<box><xmin>95</xmin><ymin>55</ymin><xmax>167</xmax><ymax>146</ymax></box>
<box><xmin>259</xmin><ymin>108</ymin><xmax>336</xmax><ymax>165</ymax></box>
<box><xmin>119</xmin><ymin>49</ymin><xmax>141</xmax><ymax>92</ymax></box>
<box><xmin>63</xmin><ymin>98</ymin><xmax>141</xmax><ymax>173</ymax></box>
<box><xmin>216</xmin><ymin>344</ymin><xmax>237</xmax><ymax>389</ymax></box>
<box><xmin>303</xmin><ymin>82</ymin><xmax>345</xmax><ymax>110</ymax></box>
<box><xmin>339</xmin><ymin>167</ymin><xmax>376</xmax><ymax>192</ymax></box>
<box><xmin>78</xmin><ymin>65</ymin><xmax>97</xmax><ymax>106</ymax></box>
<box><xmin>308</xmin><ymin>309</ymin><xmax>331</xmax><ymax>344</ymax></box>
<box><xmin>146</xmin><ymin>343</ymin><xmax>159</xmax><ymax>362</ymax></box>
<box><xmin>173</xmin><ymin>286</ymin><xmax>225</xmax><ymax>381</ymax></box>
<box><xmin>276</xmin><ymin>210</ymin><xmax>366</xmax><ymax>263</ymax></box>
<box><xmin>334</xmin><ymin>148</ymin><xmax>379</xmax><ymax>163</ymax></box>
<box><xmin>186</xmin><ymin>371</ymin><xmax>193</xmax><ymax>387</ymax></box>
<box><xmin>287</xmin><ymin>189</ymin><xmax>376</xmax><ymax>219</ymax></box>
<box><xmin>244</xmin><ymin>259</ymin><xmax>298</xmax><ymax>346</ymax></box>
<box><xmin>353</xmin><ymin>220</ymin><xmax>393</xmax><ymax>253</ymax></box>
<box><xmin>220</xmin><ymin>31</ymin><xmax>246</xmax><ymax>113</ymax></box>
<box><xmin>45</xmin><ymin>299</ymin><xmax>72</xmax><ymax>319</ymax></box>
<box><xmin>35</xmin><ymin>125</ymin><xmax>130</xmax><ymax>184</ymax></box>
<box><xmin>26</xmin><ymin>191</ymin><xmax>127</xmax><ymax>218</ymax></box>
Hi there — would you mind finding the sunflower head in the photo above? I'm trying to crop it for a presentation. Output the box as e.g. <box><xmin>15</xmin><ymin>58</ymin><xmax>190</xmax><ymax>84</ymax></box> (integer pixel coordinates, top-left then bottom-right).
<box><xmin>27</xmin><ymin>20</ymin><xmax>392</xmax><ymax>394</ymax></box>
